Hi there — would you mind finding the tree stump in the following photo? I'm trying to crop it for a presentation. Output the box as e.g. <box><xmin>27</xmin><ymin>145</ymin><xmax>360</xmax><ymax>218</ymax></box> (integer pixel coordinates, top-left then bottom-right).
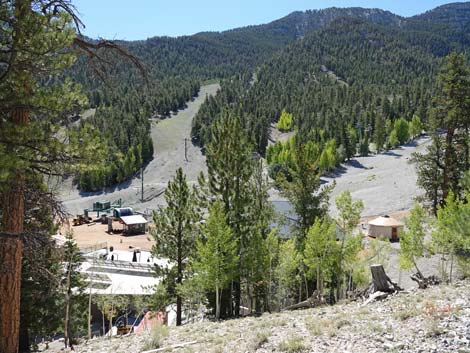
<box><xmin>370</xmin><ymin>264</ymin><xmax>402</xmax><ymax>293</ymax></box>
<box><xmin>360</xmin><ymin>265</ymin><xmax>403</xmax><ymax>304</ymax></box>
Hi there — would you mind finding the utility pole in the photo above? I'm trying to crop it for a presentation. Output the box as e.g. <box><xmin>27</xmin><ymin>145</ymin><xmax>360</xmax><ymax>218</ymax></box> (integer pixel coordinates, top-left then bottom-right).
<box><xmin>141</xmin><ymin>167</ymin><xmax>144</xmax><ymax>202</ymax></box>
<box><xmin>184</xmin><ymin>138</ymin><xmax>188</xmax><ymax>162</ymax></box>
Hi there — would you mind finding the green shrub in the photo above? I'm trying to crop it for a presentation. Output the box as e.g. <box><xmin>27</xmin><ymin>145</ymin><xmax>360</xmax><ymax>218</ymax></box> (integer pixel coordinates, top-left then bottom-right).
<box><xmin>142</xmin><ymin>322</ymin><xmax>169</xmax><ymax>351</ymax></box>
<box><xmin>278</xmin><ymin>336</ymin><xmax>305</xmax><ymax>352</ymax></box>
<box><xmin>277</xmin><ymin>110</ymin><xmax>294</xmax><ymax>132</ymax></box>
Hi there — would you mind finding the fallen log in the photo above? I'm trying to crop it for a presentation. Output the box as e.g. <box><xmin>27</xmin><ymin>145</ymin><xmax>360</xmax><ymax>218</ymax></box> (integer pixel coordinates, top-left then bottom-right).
<box><xmin>140</xmin><ymin>340</ymin><xmax>198</xmax><ymax>353</ymax></box>
<box><xmin>363</xmin><ymin>291</ymin><xmax>389</xmax><ymax>306</ymax></box>
<box><xmin>283</xmin><ymin>291</ymin><xmax>325</xmax><ymax>311</ymax></box>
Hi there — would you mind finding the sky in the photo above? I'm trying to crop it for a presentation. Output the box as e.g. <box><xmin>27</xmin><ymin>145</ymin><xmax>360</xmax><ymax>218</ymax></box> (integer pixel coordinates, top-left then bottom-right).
<box><xmin>73</xmin><ymin>0</ymin><xmax>456</xmax><ymax>40</ymax></box>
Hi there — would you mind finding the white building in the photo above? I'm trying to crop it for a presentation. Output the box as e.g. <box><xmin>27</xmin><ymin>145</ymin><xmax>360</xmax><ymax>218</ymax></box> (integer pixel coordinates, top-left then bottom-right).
<box><xmin>80</xmin><ymin>248</ymin><xmax>170</xmax><ymax>295</ymax></box>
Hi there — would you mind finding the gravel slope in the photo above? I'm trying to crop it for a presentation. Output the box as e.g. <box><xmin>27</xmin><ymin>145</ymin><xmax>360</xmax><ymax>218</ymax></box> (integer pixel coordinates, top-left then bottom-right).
<box><xmin>58</xmin><ymin>83</ymin><xmax>219</xmax><ymax>216</ymax></box>
<box><xmin>270</xmin><ymin>137</ymin><xmax>430</xmax><ymax>219</ymax></box>
<box><xmin>326</xmin><ymin>138</ymin><xmax>429</xmax><ymax>218</ymax></box>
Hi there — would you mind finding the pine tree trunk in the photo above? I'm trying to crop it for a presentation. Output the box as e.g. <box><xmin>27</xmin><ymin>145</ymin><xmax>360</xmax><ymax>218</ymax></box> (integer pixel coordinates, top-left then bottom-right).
<box><xmin>88</xmin><ymin>287</ymin><xmax>92</xmax><ymax>339</ymax></box>
<box><xmin>0</xmin><ymin>232</ymin><xmax>23</xmax><ymax>353</ymax></box>
<box><xmin>233</xmin><ymin>273</ymin><xmax>240</xmax><ymax>317</ymax></box>
<box><xmin>442</xmin><ymin>128</ymin><xmax>455</xmax><ymax>200</ymax></box>
<box><xmin>64</xmin><ymin>293</ymin><xmax>70</xmax><ymax>348</ymax></box>
<box><xmin>1</xmin><ymin>106</ymin><xmax>29</xmax><ymax>353</ymax></box>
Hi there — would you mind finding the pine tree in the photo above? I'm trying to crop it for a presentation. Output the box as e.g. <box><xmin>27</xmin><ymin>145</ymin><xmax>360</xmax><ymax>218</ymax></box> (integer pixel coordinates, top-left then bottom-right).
<box><xmin>248</xmin><ymin>160</ymin><xmax>274</xmax><ymax>312</ymax></box>
<box><xmin>373</xmin><ymin>115</ymin><xmax>386</xmax><ymax>153</ymax></box>
<box><xmin>19</xmin><ymin>175</ymin><xmax>64</xmax><ymax>351</ymax></box>
<box><xmin>414</xmin><ymin>54</ymin><xmax>470</xmax><ymax>208</ymax></box>
<box><xmin>0</xmin><ymin>2</ymin><xmax>139</xmax><ymax>348</ymax></box>
<box><xmin>432</xmin><ymin>53</ymin><xmax>470</xmax><ymax>200</ymax></box>
<box><xmin>412</xmin><ymin>134</ymin><xmax>444</xmax><ymax>214</ymax></box>
<box><xmin>204</xmin><ymin>112</ymin><xmax>254</xmax><ymax>317</ymax></box>
<box><xmin>61</xmin><ymin>234</ymin><xmax>87</xmax><ymax>349</ymax></box>
<box><xmin>152</xmin><ymin>168</ymin><xmax>202</xmax><ymax>325</ymax></box>
<box><xmin>281</xmin><ymin>143</ymin><xmax>331</xmax><ymax>245</ymax></box>
<box><xmin>346</xmin><ymin>124</ymin><xmax>358</xmax><ymax>159</ymax></box>
<box><xmin>0</xmin><ymin>3</ymin><xmax>92</xmax><ymax>350</ymax></box>
<box><xmin>359</xmin><ymin>136</ymin><xmax>369</xmax><ymax>156</ymax></box>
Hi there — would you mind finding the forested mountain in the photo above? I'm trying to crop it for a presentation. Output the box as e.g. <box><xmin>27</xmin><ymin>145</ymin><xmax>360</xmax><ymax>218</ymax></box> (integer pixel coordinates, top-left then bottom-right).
<box><xmin>192</xmin><ymin>3</ymin><xmax>470</xmax><ymax>179</ymax></box>
<box><xmin>70</xmin><ymin>2</ymin><xmax>470</xmax><ymax>190</ymax></box>
<box><xmin>412</xmin><ymin>2</ymin><xmax>470</xmax><ymax>28</ymax></box>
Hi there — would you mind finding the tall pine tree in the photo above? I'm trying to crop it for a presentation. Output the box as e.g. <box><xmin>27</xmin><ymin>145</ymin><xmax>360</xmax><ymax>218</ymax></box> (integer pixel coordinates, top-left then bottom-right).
<box><xmin>152</xmin><ymin>168</ymin><xmax>202</xmax><ymax>325</ymax></box>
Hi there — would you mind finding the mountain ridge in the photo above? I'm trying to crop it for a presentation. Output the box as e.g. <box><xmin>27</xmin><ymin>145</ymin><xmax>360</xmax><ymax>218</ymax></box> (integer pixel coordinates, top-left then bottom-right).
<box><xmin>69</xmin><ymin>1</ymin><xmax>470</xmax><ymax>191</ymax></box>
<box><xmin>106</xmin><ymin>3</ymin><xmax>470</xmax><ymax>43</ymax></box>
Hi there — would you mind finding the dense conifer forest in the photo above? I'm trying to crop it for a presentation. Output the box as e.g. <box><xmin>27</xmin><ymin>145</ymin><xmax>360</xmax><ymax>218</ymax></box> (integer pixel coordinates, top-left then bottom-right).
<box><xmin>193</xmin><ymin>8</ymin><xmax>470</xmax><ymax>171</ymax></box>
<box><xmin>69</xmin><ymin>3</ymin><xmax>470</xmax><ymax>190</ymax></box>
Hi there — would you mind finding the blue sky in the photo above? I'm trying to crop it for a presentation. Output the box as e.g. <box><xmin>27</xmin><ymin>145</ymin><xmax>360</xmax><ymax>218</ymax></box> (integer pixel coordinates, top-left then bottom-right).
<box><xmin>73</xmin><ymin>0</ymin><xmax>455</xmax><ymax>40</ymax></box>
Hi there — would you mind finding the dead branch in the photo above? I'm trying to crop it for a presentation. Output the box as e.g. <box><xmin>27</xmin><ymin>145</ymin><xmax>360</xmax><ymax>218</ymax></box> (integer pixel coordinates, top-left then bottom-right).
<box><xmin>410</xmin><ymin>272</ymin><xmax>441</xmax><ymax>289</ymax></box>
<box><xmin>72</xmin><ymin>37</ymin><xmax>147</xmax><ymax>84</ymax></box>
<box><xmin>140</xmin><ymin>340</ymin><xmax>198</xmax><ymax>353</ymax></box>
<box><xmin>283</xmin><ymin>291</ymin><xmax>325</xmax><ymax>311</ymax></box>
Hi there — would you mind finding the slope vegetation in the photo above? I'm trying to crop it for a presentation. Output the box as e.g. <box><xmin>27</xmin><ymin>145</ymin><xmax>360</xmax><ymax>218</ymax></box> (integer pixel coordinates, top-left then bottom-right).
<box><xmin>42</xmin><ymin>279</ymin><xmax>470</xmax><ymax>353</ymax></box>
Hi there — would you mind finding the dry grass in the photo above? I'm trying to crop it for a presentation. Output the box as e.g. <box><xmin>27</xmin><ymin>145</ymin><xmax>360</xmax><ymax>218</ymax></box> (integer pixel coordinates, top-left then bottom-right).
<box><xmin>278</xmin><ymin>336</ymin><xmax>305</xmax><ymax>352</ymax></box>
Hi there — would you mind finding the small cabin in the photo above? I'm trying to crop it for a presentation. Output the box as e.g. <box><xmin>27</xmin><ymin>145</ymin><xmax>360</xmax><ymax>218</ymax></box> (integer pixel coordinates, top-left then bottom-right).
<box><xmin>120</xmin><ymin>215</ymin><xmax>148</xmax><ymax>235</ymax></box>
<box><xmin>368</xmin><ymin>215</ymin><xmax>404</xmax><ymax>241</ymax></box>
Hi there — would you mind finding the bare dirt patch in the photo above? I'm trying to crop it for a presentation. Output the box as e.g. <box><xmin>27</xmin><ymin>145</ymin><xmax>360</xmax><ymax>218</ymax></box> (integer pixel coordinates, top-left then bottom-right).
<box><xmin>64</xmin><ymin>221</ymin><xmax>154</xmax><ymax>252</ymax></box>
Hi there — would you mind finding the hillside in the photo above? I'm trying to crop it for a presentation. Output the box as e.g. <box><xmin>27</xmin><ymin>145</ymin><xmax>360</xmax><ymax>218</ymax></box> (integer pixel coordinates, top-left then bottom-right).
<box><xmin>412</xmin><ymin>2</ymin><xmax>470</xmax><ymax>28</ymax></box>
<box><xmin>190</xmin><ymin>3</ymin><xmax>470</xmax><ymax>197</ymax></box>
<box><xmin>58</xmin><ymin>84</ymin><xmax>219</xmax><ymax>216</ymax></box>
<box><xmin>191</xmin><ymin>16</ymin><xmax>438</xmax><ymax>153</ymax></box>
<box><xmin>68</xmin><ymin>2</ymin><xmax>470</xmax><ymax>191</ymax></box>
<box><xmin>41</xmin><ymin>280</ymin><xmax>470</xmax><ymax>353</ymax></box>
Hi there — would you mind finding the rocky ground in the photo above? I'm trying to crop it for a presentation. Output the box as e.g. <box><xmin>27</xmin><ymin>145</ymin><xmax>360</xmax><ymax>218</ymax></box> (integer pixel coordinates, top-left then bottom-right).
<box><xmin>41</xmin><ymin>280</ymin><xmax>470</xmax><ymax>353</ymax></box>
